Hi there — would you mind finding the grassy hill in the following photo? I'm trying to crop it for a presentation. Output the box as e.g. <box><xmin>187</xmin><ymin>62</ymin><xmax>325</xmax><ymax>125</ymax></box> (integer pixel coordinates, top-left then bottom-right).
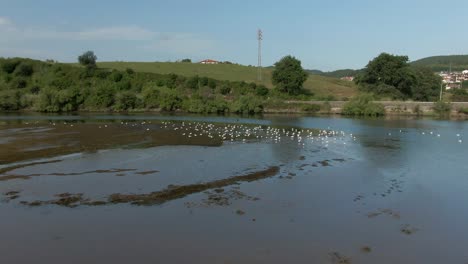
<box><xmin>96</xmin><ymin>61</ymin><xmax>358</xmax><ymax>100</ymax></box>
<box><xmin>1</xmin><ymin>57</ymin><xmax>357</xmax><ymax>114</ymax></box>
<box><xmin>411</xmin><ymin>55</ymin><xmax>468</xmax><ymax>72</ymax></box>
<box><xmin>306</xmin><ymin>69</ymin><xmax>361</xmax><ymax>78</ymax></box>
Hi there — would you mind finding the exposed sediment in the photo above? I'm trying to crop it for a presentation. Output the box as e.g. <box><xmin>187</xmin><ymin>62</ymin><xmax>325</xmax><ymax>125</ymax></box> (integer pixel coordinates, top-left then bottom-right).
<box><xmin>17</xmin><ymin>166</ymin><xmax>280</xmax><ymax>207</ymax></box>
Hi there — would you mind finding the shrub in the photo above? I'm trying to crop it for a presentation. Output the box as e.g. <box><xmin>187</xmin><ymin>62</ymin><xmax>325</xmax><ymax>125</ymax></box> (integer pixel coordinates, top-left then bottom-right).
<box><xmin>158</xmin><ymin>88</ymin><xmax>182</xmax><ymax>111</ymax></box>
<box><xmin>111</xmin><ymin>71</ymin><xmax>123</xmax><ymax>82</ymax></box>
<box><xmin>255</xmin><ymin>85</ymin><xmax>269</xmax><ymax>96</ymax></box>
<box><xmin>142</xmin><ymin>87</ymin><xmax>160</xmax><ymax>109</ymax></box>
<box><xmin>218</xmin><ymin>83</ymin><xmax>231</xmax><ymax>95</ymax></box>
<box><xmin>15</xmin><ymin>63</ymin><xmax>34</xmax><ymax>77</ymax></box>
<box><xmin>85</xmin><ymin>84</ymin><xmax>115</xmax><ymax>109</ymax></box>
<box><xmin>343</xmin><ymin>94</ymin><xmax>385</xmax><ymax>116</ymax></box>
<box><xmin>4</xmin><ymin>75</ymin><xmax>12</xmax><ymax>83</ymax></box>
<box><xmin>199</xmin><ymin>77</ymin><xmax>209</xmax><ymax>87</ymax></box>
<box><xmin>208</xmin><ymin>79</ymin><xmax>217</xmax><ymax>89</ymax></box>
<box><xmin>458</xmin><ymin>108</ymin><xmax>468</xmax><ymax>114</ymax></box>
<box><xmin>126</xmin><ymin>68</ymin><xmax>135</xmax><ymax>75</ymax></box>
<box><xmin>13</xmin><ymin>78</ymin><xmax>28</xmax><ymax>89</ymax></box>
<box><xmin>301</xmin><ymin>104</ymin><xmax>321</xmax><ymax>113</ymax></box>
<box><xmin>114</xmin><ymin>91</ymin><xmax>137</xmax><ymax>111</ymax></box>
<box><xmin>230</xmin><ymin>96</ymin><xmax>263</xmax><ymax>114</ymax></box>
<box><xmin>30</xmin><ymin>85</ymin><xmax>41</xmax><ymax>94</ymax></box>
<box><xmin>432</xmin><ymin>101</ymin><xmax>451</xmax><ymax>115</ymax></box>
<box><xmin>185</xmin><ymin>75</ymin><xmax>199</xmax><ymax>89</ymax></box>
<box><xmin>181</xmin><ymin>97</ymin><xmax>206</xmax><ymax>113</ymax></box>
<box><xmin>37</xmin><ymin>89</ymin><xmax>60</xmax><ymax>112</ymax></box>
<box><xmin>96</xmin><ymin>70</ymin><xmax>111</xmax><ymax>79</ymax></box>
<box><xmin>117</xmin><ymin>80</ymin><xmax>132</xmax><ymax>91</ymax></box>
<box><xmin>50</xmin><ymin>77</ymin><xmax>72</xmax><ymax>90</ymax></box>
<box><xmin>79</xmin><ymin>67</ymin><xmax>96</xmax><ymax>79</ymax></box>
<box><xmin>1</xmin><ymin>59</ymin><xmax>21</xmax><ymax>74</ymax></box>
<box><xmin>156</xmin><ymin>79</ymin><xmax>165</xmax><ymax>87</ymax></box>
<box><xmin>0</xmin><ymin>90</ymin><xmax>20</xmax><ymax>110</ymax></box>
<box><xmin>37</xmin><ymin>87</ymin><xmax>82</xmax><ymax>112</ymax></box>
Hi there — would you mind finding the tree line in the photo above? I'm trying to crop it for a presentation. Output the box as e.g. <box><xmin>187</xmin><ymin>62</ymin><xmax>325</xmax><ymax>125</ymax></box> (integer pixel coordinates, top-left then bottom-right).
<box><xmin>0</xmin><ymin>52</ymin><xmax>311</xmax><ymax>113</ymax></box>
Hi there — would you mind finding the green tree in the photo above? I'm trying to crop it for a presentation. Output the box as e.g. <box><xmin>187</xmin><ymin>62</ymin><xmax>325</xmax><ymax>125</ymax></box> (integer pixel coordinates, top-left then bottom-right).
<box><xmin>181</xmin><ymin>58</ymin><xmax>192</xmax><ymax>63</ymax></box>
<box><xmin>78</xmin><ymin>51</ymin><xmax>97</xmax><ymax>68</ymax></box>
<box><xmin>411</xmin><ymin>66</ymin><xmax>441</xmax><ymax>101</ymax></box>
<box><xmin>356</xmin><ymin>53</ymin><xmax>441</xmax><ymax>101</ymax></box>
<box><xmin>272</xmin><ymin>55</ymin><xmax>308</xmax><ymax>95</ymax></box>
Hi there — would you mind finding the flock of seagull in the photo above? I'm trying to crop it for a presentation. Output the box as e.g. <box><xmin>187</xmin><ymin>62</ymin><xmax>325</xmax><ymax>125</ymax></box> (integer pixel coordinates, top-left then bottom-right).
<box><xmin>157</xmin><ymin>121</ymin><xmax>353</xmax><ymax>147</ymax></box>
<box><xmin>25</xmin><ymin>119</ymin><xmax>464</xmax><ymax>145</ymax></box>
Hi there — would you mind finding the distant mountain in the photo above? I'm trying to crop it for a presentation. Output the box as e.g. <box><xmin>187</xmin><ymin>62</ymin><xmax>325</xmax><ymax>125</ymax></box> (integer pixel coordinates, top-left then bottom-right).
<box><xmin>306</xmin><ymin>69</ymin><xmax>361</xmax><ymax>78</ymax></box>
<box><xmin>411</xmin><ymin>55</ymin><xmax>468</xmax><ymax>72</ymax></box>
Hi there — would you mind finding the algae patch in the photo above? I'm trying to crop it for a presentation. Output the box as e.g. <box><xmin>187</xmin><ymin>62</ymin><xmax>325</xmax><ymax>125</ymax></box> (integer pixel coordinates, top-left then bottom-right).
<box><xmin>107</xmin><ymin>166</ymin><xmax>279</xmax><ymax>206</ymax></box>
<box><xmin>18</xmin><ymin>166</ymin><xmax>279</xmax><ymax>207</ymax></box>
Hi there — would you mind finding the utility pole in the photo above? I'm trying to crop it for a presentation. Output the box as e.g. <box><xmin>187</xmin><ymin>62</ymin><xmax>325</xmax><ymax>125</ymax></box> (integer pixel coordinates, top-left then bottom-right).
<box><xmin>257</xmin><ymin>29</ymin><xmax>263</xmax><ymax>82</ymax></box>
<box><xmin>440</xmin><ymin>82</ymin><xmax>444</xmax><ymax>101</ymax></box>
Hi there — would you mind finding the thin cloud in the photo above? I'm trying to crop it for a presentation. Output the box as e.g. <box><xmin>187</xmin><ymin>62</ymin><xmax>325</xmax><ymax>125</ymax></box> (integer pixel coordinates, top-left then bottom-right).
<box><xmin>0</xmin><ymin>17</ymin><xmax>217</xmax><ymax>61</ymax></box>
<box><xmin>0</xmin><ymin>17</ymin><xmax>205</xmax><ymax>42</ymax></box>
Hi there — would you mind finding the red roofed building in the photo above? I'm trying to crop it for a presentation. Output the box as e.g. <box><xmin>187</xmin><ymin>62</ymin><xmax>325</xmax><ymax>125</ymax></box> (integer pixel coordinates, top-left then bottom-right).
<box><xmin>199</xmin><ymin>59</ymin><xmax>219</xmax><ymax>65</ymax></box>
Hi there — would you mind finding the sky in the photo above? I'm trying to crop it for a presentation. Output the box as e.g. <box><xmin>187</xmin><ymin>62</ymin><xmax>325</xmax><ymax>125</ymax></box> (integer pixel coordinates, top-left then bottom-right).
<box><xmin>1</xmin><ymin>0</ymin><xmax>468</xmax><ymax>71</ymax></box>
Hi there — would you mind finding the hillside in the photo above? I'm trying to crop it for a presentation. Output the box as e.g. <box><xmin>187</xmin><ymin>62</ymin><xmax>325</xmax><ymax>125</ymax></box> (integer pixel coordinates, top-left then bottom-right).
<box><xmin>0</xmin><ymin>57</ymin><xmax>357</xmax><ymax>114</ymax></box>
<box><xmin>97</xmin><ymin>61</ymin><xmax>358</xmax><ymax>99</ymax></box>
<box><xmin>306</xmin><ymin>69</ymin><xmax>361</xmax><ymax>78</ymax></box>
<box><xmin>411</xmin><ymin>55</ymin><xmax>468</xmax><ymax>72</ymax></box>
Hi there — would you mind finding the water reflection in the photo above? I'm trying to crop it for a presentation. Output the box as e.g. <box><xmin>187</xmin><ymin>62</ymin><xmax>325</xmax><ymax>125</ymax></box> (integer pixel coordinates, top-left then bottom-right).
<box><xmin>1</xmin><ymin>114</ymin><xmax>468</xmax><ymax>264</ymax></box>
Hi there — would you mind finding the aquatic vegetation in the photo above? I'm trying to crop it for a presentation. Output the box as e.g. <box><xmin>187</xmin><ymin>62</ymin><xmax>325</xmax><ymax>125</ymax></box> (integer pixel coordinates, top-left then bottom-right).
<box><xmin>106</xmin><ymin>166</ymin><xmax>279</xmax><ymax>206</ymax></box>
<box><xmin>16</xmin><ymin>166</ymin><xmax>279</xmax><ymax>207</ymax></box>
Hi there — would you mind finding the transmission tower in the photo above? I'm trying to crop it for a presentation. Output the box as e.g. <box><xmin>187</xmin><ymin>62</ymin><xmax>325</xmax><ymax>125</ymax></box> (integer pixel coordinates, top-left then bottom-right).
<box><xmin>257</xmin><ymin>29</ymin><xmax>263</xmax><ymax>82</ymax></box>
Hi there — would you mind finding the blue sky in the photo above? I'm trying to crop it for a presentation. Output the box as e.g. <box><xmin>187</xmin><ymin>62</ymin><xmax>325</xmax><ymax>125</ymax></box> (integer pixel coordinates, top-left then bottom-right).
<box><xmin>1</xmin><ymin>0</ymin><xmax>468</xmax><ymax>71</ymax></box>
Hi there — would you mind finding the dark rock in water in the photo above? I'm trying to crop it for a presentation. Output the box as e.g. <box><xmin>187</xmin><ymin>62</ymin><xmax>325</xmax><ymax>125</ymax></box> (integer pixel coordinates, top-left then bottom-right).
<box><xmin>400</xmin><ymin>224</ymin><xmax>418</xmax><ymax>235</ymax></box>
<box><xmin>236</xmin><ymin>209</ymin><xmax>245</xmax><ymax>215</ymax></box>
<box><xmin>361</xmin><ymin>246</ymin><xmax>372</xmax><ymax>253</ymax></box>
<box><xmin>318</xmin><ymin>160</ymin><xmax>331</xmax><ymax>167</ymax></box>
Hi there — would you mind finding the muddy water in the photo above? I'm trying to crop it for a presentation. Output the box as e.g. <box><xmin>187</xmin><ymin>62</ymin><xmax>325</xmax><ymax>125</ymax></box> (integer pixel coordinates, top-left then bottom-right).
<box><xmin>1</xmin><ymin>114</ymin><xmax>468</xmax><ymax>264</ymax></box>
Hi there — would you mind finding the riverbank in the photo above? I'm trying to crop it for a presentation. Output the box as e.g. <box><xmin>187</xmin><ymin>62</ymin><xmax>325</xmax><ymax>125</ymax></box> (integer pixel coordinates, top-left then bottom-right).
<box><xmin>282</xmin><ymin>100</ymin><xmax>468</xmax><ymax>117</ymax></box>
<box><xmin>3</xmin><ymin>101</ymin><xmax>468</xmax><ymax>119</ymax></box>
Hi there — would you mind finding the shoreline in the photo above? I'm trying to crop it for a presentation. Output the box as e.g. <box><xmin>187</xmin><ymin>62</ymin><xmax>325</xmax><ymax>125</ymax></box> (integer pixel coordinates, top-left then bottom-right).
<box><xmin>1</xmin><ymin>100</ymin><xmax>468</xmax><ymax>119</ymax></box>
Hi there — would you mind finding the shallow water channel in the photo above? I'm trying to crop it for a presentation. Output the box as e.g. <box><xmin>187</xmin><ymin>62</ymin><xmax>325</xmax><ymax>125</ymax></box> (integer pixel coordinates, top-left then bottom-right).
<box><xmin>1</xmin><ymin>114</ymin><xmax>468</xmax><ymax>264</ymax></box>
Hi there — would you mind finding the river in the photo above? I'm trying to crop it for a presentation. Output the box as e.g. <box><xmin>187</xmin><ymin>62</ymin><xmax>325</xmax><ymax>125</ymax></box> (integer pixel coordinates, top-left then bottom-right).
<box><xmin>1</xmin><ymin>114</ymin><xmax>467</xmax><ymax>264</ymax></box>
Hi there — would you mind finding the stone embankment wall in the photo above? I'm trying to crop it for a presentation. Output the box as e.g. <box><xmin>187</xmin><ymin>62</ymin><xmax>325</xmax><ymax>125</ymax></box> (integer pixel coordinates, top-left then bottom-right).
<box><xmin>285</xmin><ymin>101</ymin><xmax>468</xmax><ymax>115</ymax></box>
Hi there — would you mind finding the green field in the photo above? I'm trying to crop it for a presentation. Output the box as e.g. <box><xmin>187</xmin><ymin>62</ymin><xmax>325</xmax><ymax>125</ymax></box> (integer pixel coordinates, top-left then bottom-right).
<box><xmin>96</xmin><ymin>61</ymin><xmax>358</xmax><ymax>99</ymax></box>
